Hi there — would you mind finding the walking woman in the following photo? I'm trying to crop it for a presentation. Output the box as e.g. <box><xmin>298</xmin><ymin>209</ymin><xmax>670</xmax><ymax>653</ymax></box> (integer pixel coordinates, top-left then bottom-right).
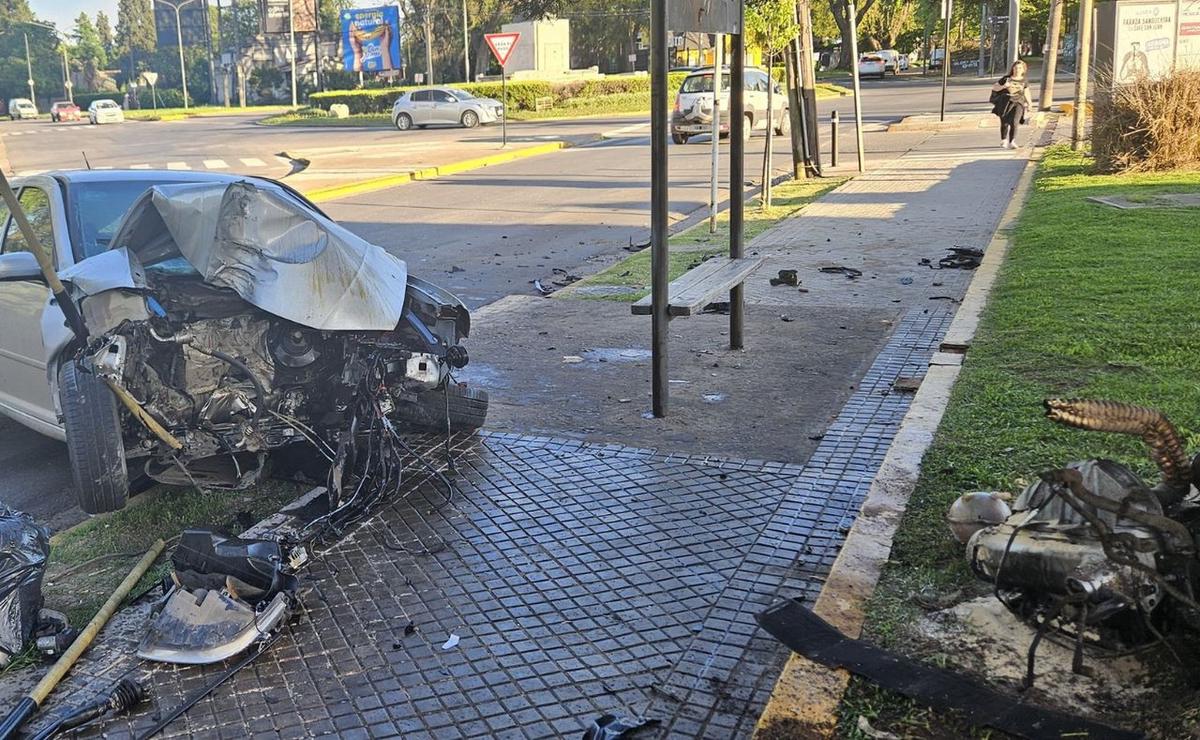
<box><xmin>991</xmin><ymin>60</ymin><xmax>1034</xmax><ymax>149</ymax></box>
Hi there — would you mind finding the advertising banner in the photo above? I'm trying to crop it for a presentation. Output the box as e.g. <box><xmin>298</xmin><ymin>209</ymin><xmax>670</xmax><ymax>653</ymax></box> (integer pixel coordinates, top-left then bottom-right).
<box><xmin>154</xmin><ymin>0</ymin><xmax>209</xmax><ymax>48</ymax></box>
<box><xmin>1113</xmin><ymin>1</ymin><xmax>1176</xmax><ymax>82</ymax></box>
<box><xmin>341</xmin><ymin>6</ymin><xmax>402</xmax><ymax>72</ymax></box>
<box><xmin>1178</xmin><ymin>0</ymin><xmax>1200</xmax><ymax>70</ymax></box>
<box><xmin>263</xmin><ymin>0</ymin><xmax>318</xmax><ymax>34</ymax></box>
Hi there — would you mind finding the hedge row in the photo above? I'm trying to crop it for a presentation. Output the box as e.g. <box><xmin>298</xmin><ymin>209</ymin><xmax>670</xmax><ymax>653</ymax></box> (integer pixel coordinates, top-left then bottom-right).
<box><xmin>309</xmin><ymin>73</ymin><xmax>693</xmax><ymax>115</ymax></box>
<box><xmin>68</xmin><ymin>88</ymin><xmax>188</xmax><ymax>110</ymax></box>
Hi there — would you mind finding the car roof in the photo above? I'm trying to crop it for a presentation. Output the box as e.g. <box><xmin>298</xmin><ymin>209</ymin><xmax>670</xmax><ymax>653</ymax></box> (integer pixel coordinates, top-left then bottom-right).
<box><xmin>685</xmin><ymin>66</ymin><xmax>766</xmax><ymax>76</ymax></box>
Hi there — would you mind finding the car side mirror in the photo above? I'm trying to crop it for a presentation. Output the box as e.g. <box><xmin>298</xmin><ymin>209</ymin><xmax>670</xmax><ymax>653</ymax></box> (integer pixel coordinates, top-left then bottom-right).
<box><xmin>0</xmin><ymin>251</ymin><xmax>47</xmax><ymax>283</ymax></box>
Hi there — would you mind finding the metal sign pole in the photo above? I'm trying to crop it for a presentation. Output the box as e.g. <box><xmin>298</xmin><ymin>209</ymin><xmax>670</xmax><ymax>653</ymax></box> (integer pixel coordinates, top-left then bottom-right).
<box><xmin>848</xmin><ymin>1</ymin><xmax>865</xmax><ymax>172</ymax></box>
<box><xmin>729</xmin><ymin>6</ymin><xmax>745</xmax><ymax>350</ymax></box>
<box><xmin>501</xmin><ymin>65</ymin><xmax>508</xmax><ymax>147</ymax></box>
<box><xmin>710</xmin><ymin>34</ymin><xmax>722</xmax><ymax>234</ymax></box>
<box><xmin>650</xmin><ymin>0</ymin><xmax>669</xmax><ymax>417</ymax></box>
<box><xmin>940</xmin><ymin>0</ymin><xmax>952</xmax><ymax>121</ymax></box>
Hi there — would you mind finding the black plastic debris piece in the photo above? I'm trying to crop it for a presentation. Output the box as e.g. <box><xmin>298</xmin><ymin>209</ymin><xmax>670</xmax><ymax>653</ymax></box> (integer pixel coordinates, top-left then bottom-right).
<box><xmin>0</xmin><ymin>507</ymin><xmax>49</xmax><ymax>667</ymax></box>
<box><xmin>769</xmin><ymin>269</ymin><xmax>799</xmax><ymax>287</ymax></box>
<box><xmin>533</xmin><ymin>279</ymin><xmax>554</xmax><ymax>296</ymax></box>
<box><xmin>818</xmin><ymin>265</ymin><xmax>863</xmax><ymax>279</ymax></box>
<box><xmin>922</xmin><ymin>247</ymin><xmax>984</xmax><ymax>270</ymax></box>
<box><xmin>582</xmin><ymin>714</ymin><xmax>662</xmax><ymax>740</ymax></box>
<box><xmin>756</xmin><ymin>599</ymin><xmax>1144</xmax><ymax>740</ymax></box>
<box><xmin>701</xmin><ymin>301</ymin><xmax>730</xmax><ymax>314</ymax></box>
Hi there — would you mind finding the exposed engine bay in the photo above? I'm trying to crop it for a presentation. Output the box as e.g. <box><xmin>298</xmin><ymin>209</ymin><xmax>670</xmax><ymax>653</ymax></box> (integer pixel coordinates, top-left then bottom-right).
<box><xmin>55</xmin><ymin>179</ymin><xmax>480</xmax><ymax>509</ymax></box>
<box><xmin>957</xmin><ymin>399</ymin><xmax>1200</xmax><ymax>684</ymax></box>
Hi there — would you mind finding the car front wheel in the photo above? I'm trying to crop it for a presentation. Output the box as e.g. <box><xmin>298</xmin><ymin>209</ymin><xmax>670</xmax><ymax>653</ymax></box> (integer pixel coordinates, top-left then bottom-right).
<box><xmin>461</xmin><ymin>110</ymin><xmax>480</xmax><ymax>128</ymax></box>
<box><xmin>672</xmin><ymin>132</ymin><xmax>689</xmax><ymax>145</ymax></box>
<box><xmin>775</xmin><ymin>111</ymin><xmax>790</xmax><ymax>136</ymax></box>
<box><xmin>393</xmin><ymin>384</ymin><xmax>489</xmax><ymax>433</ymax></box>
<box><xmin>59</xmin><ymin>360</ymin><xmax>130</xmax><ymax>514</ymax></box>
<box><xmin>395</xmin><ymin>112</ymin><xmax>413</xmax><ymax>131</ymax></box>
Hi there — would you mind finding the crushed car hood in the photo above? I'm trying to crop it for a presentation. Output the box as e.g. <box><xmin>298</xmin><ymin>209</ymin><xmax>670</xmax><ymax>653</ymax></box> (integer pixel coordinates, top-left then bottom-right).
<box><xmin>106</xmin><ymin>180</ymin><xmax>408</xmax><ymax>331</ymax></box>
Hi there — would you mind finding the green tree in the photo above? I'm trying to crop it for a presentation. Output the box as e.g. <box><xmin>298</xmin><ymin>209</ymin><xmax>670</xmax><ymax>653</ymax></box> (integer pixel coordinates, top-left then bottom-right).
<box><xmin>115</xmin><ymin>0</ymin><xmax>155</xmax><ymax>81</ymax></box>
<box><xmin>746</xmin><ymin>0</ymin><xmax>798</xmax><ymax>208</ymax></box>
<box><xmin>73</xmin><ymin>13</ymin><xmax>107</xmax><ymax>69</ymax></box>
<box><xmin>95</xmin><ymin>10</ymin><xmax>115</xmax><ymax>62</ymax></box>
<box><xmin>0</xmin><ymin>0</ymin><xmax>35</xmax><ymax>24</ymax></box>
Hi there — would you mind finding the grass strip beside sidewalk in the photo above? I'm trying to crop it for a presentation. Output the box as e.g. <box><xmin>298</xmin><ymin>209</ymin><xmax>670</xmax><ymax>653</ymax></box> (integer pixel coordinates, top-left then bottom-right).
<box><xmin>565</xmin><ymin>176</ymin><xmax>844</xmax><ymax>300</ymax></box>
<box><xmin>837</xmin><ymin>146</ymin><xmax>1200</xmax><ymax>736</ymax></box>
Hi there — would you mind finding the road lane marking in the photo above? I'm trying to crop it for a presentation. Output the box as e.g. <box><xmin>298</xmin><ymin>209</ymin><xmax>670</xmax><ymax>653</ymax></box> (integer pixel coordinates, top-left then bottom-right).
<box><xmin>166</xmin><ymin>161</ymin><xmax>191</xmax><ymax>170</ymax></box>
<box><xmin>203</xmin><ymin>159</ymin><xmax>229</xmax><ymax>169</ymax></box>
<box><xmin>240</xmin><ymin>157</ymin><xmax>266</xmax><ymax>167</ymax></box>
<box><xmin>130</xmin><ymin>163</ymin><xmax>151</xmax><ymax>169</ymax></box>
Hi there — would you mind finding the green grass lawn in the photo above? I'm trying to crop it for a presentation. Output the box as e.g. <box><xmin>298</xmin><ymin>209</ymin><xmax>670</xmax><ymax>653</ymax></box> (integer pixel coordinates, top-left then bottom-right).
<box><xmin>838</xmin><ymin>146</ymin><xmax>1200</xmax><ymax>737</ymax></box>
<box><xmin>260</xmin><ymin>84</ymin><xmax>851</xmax><ymax>127</ymax></box>
<box><xmin>567</xmin><ymin>175</ymin><xmax>844</xmax><ymax>298</ymax></box>
<box><xmin>125</xmin><ymin>104</ymin><xmax>289</xmax><ymax>122</ymax></box>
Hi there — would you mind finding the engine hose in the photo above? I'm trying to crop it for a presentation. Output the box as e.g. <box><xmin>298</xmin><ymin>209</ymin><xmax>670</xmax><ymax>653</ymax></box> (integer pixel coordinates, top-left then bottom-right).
<box><xmin>188</xmin><ymin>346</ymin><xmax>268</xmax><ymax>422</ymax></box>
<box><xmin>1044</xmin><ymin>398</ymin><xmax>1192</xmax><ymax>505</ymax></box>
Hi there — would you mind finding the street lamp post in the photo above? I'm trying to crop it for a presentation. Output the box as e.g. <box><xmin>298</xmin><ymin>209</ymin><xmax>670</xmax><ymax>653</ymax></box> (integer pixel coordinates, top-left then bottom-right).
<box><xmin>23</xmin><ymin>33</ymin><xmax>34</xmax><ymax>102</ymax></box>
<box><xmin>154</xmin><ymin>0</ymin><xmax>200</xmax><ymax>109</ymax></box>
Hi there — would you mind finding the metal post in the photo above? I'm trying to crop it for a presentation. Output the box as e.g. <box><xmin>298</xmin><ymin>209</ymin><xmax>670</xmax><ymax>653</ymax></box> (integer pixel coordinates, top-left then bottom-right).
<box><xmin>501</xmin><ymin>66</ymin><xmax>508</xmax><ymax>146</ymax></box>
<box><xmin>1039</xmin><ymin>0</ymin><xmax>1064</xmax><ymax>110</ymax></box>
<box><xmin>729</xmin><ymin>15</ymin><xmax>745</xmax><ymax>351</ymax></box>
<box><xmin>205</xmin><ymin>0</ymin><xmax>217</xmax><ymax>103</ymax></box>
<box><xmin>1008</xmin><ymin>0</ymin><xmax>1020</xmax><ymax>64</ymax></box>
<box><xmin>831</xmin><ymin>110</ymin><xmax>839</xmax><ymax>168</ymax></box>
<box><xmin>978</xmin><ymin>2</ymin><xmax>987</xmax><ymax>76</ymax></box>
<box><xmin>1071</xmin><ymin>0</ymin><xmax>1092</xmax><ymax>150</ymax></box>
<box><xmin>940</xmin><ymin>0</ymin><xmax>952</xmax><ymax>121</ymax></box>
<box><xmin>177</xmin><ymin>6</ymin><xmax>190</xmax><ymax>108</ymax></box>
<box><xmin>289</xmin><ymin>0</ymin><xmax>298</xmax><ymax>107</ymax></box>
<box><xmin>847</xmin><ymin>2</ymin><xmax>865</xmax><ymax>172</ymax></box>
<box><xmin>462</xmin><ymin>0</ymin><xmax>470</xmax><ymax>81</ymax></box>
<box><xmin>425</xmin><ymin>10</ymin><xmax>434</xmax><ymax>85</ymax></box>
<box><xmin>23</xmin><ymin>33</ymin><xmax>34</xmax><ymax>103</ymax></box>
<box><xmin>61</xmin><ymin>45</ymin><xmax>72</xmax><ymax>102</ymax></box>
<box><xmin>650</xmin><ymin>0</ymin><xmax>669</xmax><ymax>417</ymax></box>
<box><xmin>761</xmin><ymin>51</ymin><xmax>774</xmax><ymax>210</ymax></box>
<box><xmin>710</xmin><ymin>34</ymin><xmax>723</xmax><ymax>234</ymax></box>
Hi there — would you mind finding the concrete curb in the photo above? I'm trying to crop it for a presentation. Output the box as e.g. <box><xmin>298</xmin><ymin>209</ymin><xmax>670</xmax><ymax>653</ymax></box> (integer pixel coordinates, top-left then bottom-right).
<box><xmin>753</xmin><ymin>133</ymin><xmax>1047</xmax><ymax>738</ymax></box>
<box><xmin>302</xmin><ymin>141</ymin><xmax>568</xmax><ymax>203</ymax></box>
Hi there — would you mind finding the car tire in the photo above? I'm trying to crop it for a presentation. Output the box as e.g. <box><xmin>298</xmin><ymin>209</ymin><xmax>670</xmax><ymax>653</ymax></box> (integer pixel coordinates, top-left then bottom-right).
<box><xmin>671</xmin><ymin>132</ymin><xmax>689</xmax><ymax>145</ymax></box>
<box><xmin>59</xmin><ymin>361</ymin><xmax>129</xmax><ymax>514</ymax></box>
<box><xmin>743</xmin><ymin>114</ymin><xmax>753</xmax><ymax>142</ymax></box>
<box><xmin>394</xmin><ymin>112</ymin><xmax>413</xmax><ymax>131</ymax></box>
<box><xmin>393</xmin><ymin>384</ymin><xmax>489</xmax><ymax>433</ymax></box>
<box><xmin>775</xmin><ymin>111</ymin><xmax>790</xmax><ymax>136</ymax></box>
<box><xmin>461</xmin><ymin>110</ymin><xmax>479</xmax><ymax>128</ymax></box>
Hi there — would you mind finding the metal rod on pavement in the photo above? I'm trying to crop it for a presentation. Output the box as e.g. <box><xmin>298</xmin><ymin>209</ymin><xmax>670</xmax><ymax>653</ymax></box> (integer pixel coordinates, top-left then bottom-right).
<box><xmin>710</xmin><ymin>34</ymin><xmax>723</xmax><ymax>234</ymax></box>
<box><xmin>847</xmin><ymin>1</ymin><xmax>865</xmax><ymax>173</ymax></box>
<box><xmin>1071</xmin><ymin>0</ymin><xmax>1092</xmax><ymax>150</ymax></box>
<box><xmin>729</xmin><ymin>12</ymin><xmax>746</xmax><ymax>350</ymax></box>
<box><xmin>940</xmin><ymin>0</ymin><xmax>952</xmax><ymax>121</ymax></box>
<box><xmin>831</xmin><ymin>110</ymin><xmax>839</xmax><ymax>168</ymax></box>
<box><xmin>650</xmin><ymin>0</ymin><xmax>669</xmax><ymax>417</ymax></box>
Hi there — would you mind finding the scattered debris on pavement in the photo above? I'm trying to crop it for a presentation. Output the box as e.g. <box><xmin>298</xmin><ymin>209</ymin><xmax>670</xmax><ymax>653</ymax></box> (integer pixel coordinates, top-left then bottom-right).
<box><xmin>818</xmin><ymin>265</ymin><xmax>863</xmax><ymax>279</ymax></box>
<box><xmin>891</xmin><ymin>376</ymin><xmax>923</xmax><ymax>393</ymax></box>
<box><xmin>583</xmin><ymin>713</ymin><xmax>661</xmax><ymax>739</ymax></box>
<box><xmin>769</xmin><ymin>269</ymin><xmax>799</xmax><ymax>286</ymax></box>
<box><xmin>920</xmin><ymin>246</ymin><xmax>984</xmax><ymax>270</ymax></box>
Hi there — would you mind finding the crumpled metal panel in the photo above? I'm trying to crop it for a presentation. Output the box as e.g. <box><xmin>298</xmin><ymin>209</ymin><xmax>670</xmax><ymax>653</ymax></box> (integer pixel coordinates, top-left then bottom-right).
<box><xmin>110</xmin><ymin>181</ymin><xmax>409</xmax><ymax>331</ymax></box>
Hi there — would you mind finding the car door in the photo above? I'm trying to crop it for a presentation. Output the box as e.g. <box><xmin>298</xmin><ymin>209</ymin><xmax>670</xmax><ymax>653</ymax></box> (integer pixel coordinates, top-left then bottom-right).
<box><xmin>430</xmin><ymin>90</ymin><xmax>459</xmax><ymax>124</ymax></box>
<box><xmin>0</xmin><ymin>182</ymin><xmax>69</xmax><ymax>434</ymax></box>
<box><xmin>408</xmin><ymin>90</ymin><xmax>431</xmax><ymax>124</ymax></box>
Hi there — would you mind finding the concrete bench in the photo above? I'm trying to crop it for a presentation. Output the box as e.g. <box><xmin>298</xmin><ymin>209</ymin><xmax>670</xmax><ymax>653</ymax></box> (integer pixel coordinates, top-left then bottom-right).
<box><xmin>631</xmin><ymin>256</ymin><xmax>765</xmax><ymax>317</ymax></box>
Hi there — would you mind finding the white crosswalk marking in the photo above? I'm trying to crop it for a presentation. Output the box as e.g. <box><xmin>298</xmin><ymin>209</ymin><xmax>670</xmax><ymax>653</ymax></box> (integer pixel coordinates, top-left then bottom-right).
<box><xmin>203</xmin><ymin>159</ymin><xmax>229</xmax><ymax>169</ymax></box>
<box><xmin>130</xmin><ymin>164</ymin><xmax>151</xmax><ymax>169</ymax></box>
<box><xmin>239</xmin><ymin>157</ymin><xmax>266</xmax><ymax>167</ymax></box>
<box><xmin>93</xmin><ymin>166</ymin><xmax>113</xmax><ymax>170</ymax></box>
<box><xmin>166</xmin><ymin>161</ymin><xmax>190</xmax><ymax>170</ymax></box>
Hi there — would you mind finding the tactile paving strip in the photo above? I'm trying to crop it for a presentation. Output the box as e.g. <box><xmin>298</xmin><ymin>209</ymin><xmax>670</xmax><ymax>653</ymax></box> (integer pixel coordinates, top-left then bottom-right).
<box><xmin>66</xmin><ymin>307</ymin><xmax>951</xmax><ymax>739</ymax></box>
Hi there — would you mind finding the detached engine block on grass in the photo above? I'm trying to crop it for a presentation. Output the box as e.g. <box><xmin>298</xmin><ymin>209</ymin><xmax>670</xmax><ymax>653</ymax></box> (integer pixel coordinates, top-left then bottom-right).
<box><xmin>958</xmin><ymin>399</ymin><xmax>1200</xmax><ymax>678</ymax></box>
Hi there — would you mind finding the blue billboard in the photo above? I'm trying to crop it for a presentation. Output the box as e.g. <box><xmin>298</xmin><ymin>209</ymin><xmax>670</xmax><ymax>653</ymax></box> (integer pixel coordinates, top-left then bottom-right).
<box><xmin>341</xmin><ymin>6</ymin><xmax>402</xmax><ymax>72</ymax></box>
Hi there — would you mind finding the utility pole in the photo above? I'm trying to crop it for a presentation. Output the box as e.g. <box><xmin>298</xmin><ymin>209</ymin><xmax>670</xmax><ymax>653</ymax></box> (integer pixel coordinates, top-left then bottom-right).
<box><xmin>425</xmin><ymin>2</ymin><xmax>435</xmax><ymax>85</ymax></box>
<box><xmin>847</xmin><ymin>1</ymin><xmax>865</xmax><ymax>172</ymax></box>
<box><xmin>1071</xmin><ymin>0</ymin><xmax>1092</xmax><ymax>150</ymax></box>
<box><xmin>289</xmin><ymin>0</ymin><xmax>298</xmax><ymax>107</ymax></box>
<box><xmin>1007</xmin><ymin>0</ymin><xmax>1020</xmax><ymax>64</ymax></box>
<box><xmin>710</xmin><ymin>34</ymin><xmax>722</xmax><ymax>233</ymax></box>
<box><xmin>729</xmin><ymin>14</ymin><xmax>746</xmax><ymax>349</ymax></box>
<box><xmin>795</xmin><ymin>0</ymin><xmax>821</xmax><ymax>176</ymax></box>
<box><xmin>978</xmin><ymin>2</ymin><xmax>987</xmax><ymax>76</ymax></box>
<box><xmin>940</xmin><ymin>0</ymin><xmax>952</xmax><ymax>121</ymax></box>
<box><xmin>461</xmin><ymin>0</ymin><xmax>470</xmax><ymax>81</ymax></box>
<box><xmin>650</xmin><ymin>0</ymin><xmax>669</xmax><ymax>417</ymax></box>
<box><xmin>1039</xmin><ymin>0</ymin><xmax>1064</xmax><ymax>110</ymax></box>
<box><xmin>24</xmin><ymin>33</ymin><xmax>34</xmax><ymax>103</ymax></box>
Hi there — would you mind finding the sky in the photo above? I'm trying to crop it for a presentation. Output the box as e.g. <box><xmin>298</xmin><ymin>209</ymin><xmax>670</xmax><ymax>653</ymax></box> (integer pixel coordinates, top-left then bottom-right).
<box><xmin>33</xmin><ymin>0</ymin><xmax>118</xmax><ymax>33</ymax></box>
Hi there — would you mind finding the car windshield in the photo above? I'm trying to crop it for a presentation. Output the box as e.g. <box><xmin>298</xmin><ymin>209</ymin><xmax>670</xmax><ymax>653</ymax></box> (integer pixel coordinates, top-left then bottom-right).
<box><xmin>66</xmin><ymin>179</ymin><xmax>196</xmax><ymax>260</ymax></box>
<box><xmin>861</xmin><ymin>56</ymin><xmax>882</xmax><ymax>62</ymax></box>
<box><xmin>96</xmin><ymin>101</ymin><xmax>116</xmax><ymax>109</ymax></box>
<box><xmin>447</xmin><ymin>88</ymin><xmax>475</xmax><ymax>101</ymax></box>
<box><xmin>680</xmin><ymin>72</ymin><xmax>733</xmax><ymax>93</ymax></box>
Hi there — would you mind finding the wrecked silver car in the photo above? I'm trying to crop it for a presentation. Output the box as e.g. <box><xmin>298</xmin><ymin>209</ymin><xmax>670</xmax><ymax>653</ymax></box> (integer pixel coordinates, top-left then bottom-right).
<box><xmin>0</xmin><ymin>171</ymin><xmax>484</xmax><ymax>514</ymax></box>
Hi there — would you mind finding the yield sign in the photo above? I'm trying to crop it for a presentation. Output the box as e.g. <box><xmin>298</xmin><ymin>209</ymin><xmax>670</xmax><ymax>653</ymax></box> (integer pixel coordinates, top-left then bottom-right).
<box><xmin>484</xmin><ymin>32</ymin><xmax>520</xmax><ymax>67</ymax></box>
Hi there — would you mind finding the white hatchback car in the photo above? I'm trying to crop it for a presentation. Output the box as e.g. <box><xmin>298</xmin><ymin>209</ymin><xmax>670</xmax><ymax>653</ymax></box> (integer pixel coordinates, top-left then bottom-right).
<box><xmin>857</xmin><ymin>54</ymin><xmax>887</xmax><ymax>79</ymax></box>
<box><xmin>87</xmin><ymin>99</ymin><xmax>124</xmax><ymax>124</ymax></box>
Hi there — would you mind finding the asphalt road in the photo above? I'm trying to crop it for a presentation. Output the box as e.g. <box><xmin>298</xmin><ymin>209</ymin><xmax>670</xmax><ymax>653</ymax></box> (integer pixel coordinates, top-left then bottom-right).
<box><xmin>0</xmin><ymin>72</ymin><xmax>1071</xmax><ymax>527</ymax></box>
